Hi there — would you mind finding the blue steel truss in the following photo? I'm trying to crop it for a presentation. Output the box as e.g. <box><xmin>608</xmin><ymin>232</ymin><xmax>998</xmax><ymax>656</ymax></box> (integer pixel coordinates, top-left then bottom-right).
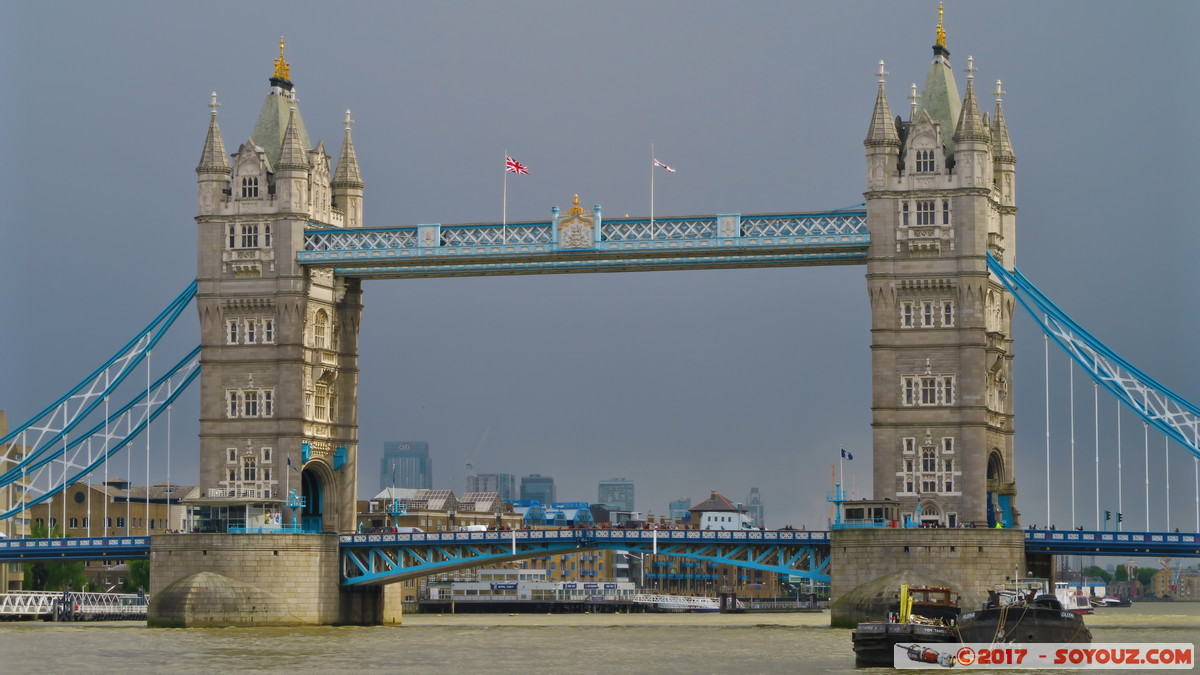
<box><xmin>298</xmin><ymin>210</ymin><xmax>868</xmax><ymax>279</ymax></box>
<box><xmin>0</xmin><ymin>281</ymin><xmax>195</xmax><ymax>467</ymax></box>
<box><xmin>0</xmin><ymin>348</ymin><xmax>201</xmax><ymax>518</ymax></box>
<box><xmin>338</xmin><ymin>529</ymin><xmax>832</xmax><ymax>586</ymax></box>
<box><xmin>988</xmin><ymin>255</ymin><xmax>1200</xmax><ymax>459</ymax></box>
<box><xmin>0</xmin><ymin>281</ymin><xmax>201</xmax><ymax>522</ymax></box>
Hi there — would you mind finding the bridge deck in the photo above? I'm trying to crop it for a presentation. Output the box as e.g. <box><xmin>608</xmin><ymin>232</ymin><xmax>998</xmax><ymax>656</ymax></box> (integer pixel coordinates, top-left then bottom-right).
<box><xmin>1</xmin><ymin>528</ymin><xmax>1194</xmax><ymax>565</ymax></box>
<box><xmin>297</xmin><ymin>210</ymin><xmax>868</xmax><ymax>278</ymax></box>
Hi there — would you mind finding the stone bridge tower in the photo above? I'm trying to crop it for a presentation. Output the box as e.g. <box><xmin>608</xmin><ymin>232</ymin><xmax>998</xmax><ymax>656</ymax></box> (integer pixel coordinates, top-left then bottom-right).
<box><xmin>863</xmin><ymin>12</ymin><xmax>1018</xmax><ymax>527</ymax></box>
<box><xmin>192</xmin><ymin>40</ymin><xmax>364</xmax><ymax>533</ymax></box>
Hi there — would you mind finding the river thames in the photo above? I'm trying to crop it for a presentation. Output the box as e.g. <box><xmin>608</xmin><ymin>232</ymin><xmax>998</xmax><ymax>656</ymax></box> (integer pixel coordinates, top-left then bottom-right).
<box><xmin>0</xmin><ymin>602</ymin><xmax>1196</xmax><ymax>673</ymax></box>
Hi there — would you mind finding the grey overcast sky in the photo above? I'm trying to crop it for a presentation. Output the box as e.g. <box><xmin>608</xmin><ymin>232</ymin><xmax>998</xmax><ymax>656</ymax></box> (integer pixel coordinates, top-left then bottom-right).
<box><xmin>1</xmin><ymin>2</ymin><xmax>1197</xmax><ymax>531</ymax></box>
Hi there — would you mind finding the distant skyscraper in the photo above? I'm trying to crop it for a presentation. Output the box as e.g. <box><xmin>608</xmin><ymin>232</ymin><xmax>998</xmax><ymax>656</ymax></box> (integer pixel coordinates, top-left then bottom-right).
<box><xmin>467</xmin><ymin>473</ymin><xmax>515</xmax><ymax>502</ymax></box>
<box><xmin>380</xmin><ymin>441</ymin><xmax>432</xmax><ymax>491</ymax></box>
<box><xmin>668</xmin><ymin>497</ymin><xmax>691</xmax><ymax>522</ymax></box>
<box><xmin>520</xmin><ymin>474</ymin><xmax>556</xmax><ymax>504</ymax></box>
<box><xmin>598</xmin><ymin>478</ymin><xmax>635</xmax><ymax>512</ymax></box>
<box><xmin>747</xmin><ymin>487</ymin><xmax>765</xmax><ymax>528</ymax></box>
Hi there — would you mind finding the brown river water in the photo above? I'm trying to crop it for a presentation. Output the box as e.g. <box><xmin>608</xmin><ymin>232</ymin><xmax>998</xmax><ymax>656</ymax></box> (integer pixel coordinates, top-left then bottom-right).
<box><xmin>0</xmin><ymin>602</ymin><xmax>1196</xmax><ymax>674</ymax></box>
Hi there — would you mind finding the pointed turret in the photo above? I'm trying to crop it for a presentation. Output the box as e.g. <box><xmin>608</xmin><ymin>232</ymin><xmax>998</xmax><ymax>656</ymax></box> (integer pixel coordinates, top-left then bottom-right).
<box><xmin>332</xmin><ymin>110</ymin><xmax>364</xmax><ymax>188</ymax></box>
<box><xmin>865</xmin><ymin>61</ymin><xmax>901</xmax><ymax>192</ymax></box>
<box><xmin>991</xmin><ymin>79</ymin><xmax>1017</xmax><ymax>217</ymax></box>
<box><xmin>277</xmin><ymin>106</ymin><xmax>309</xmax><ymax>170</ymax></box>
<box><xmin>953</xmin><ymin>57</ymin><xmax>990</xmax><ymax>144</ymax></box>
<box><xmin>953</xmin><ymin>57</ymin><xmax>991</xmax><ymax>190</ymax></box>
<box><xmin>197</xmin><ymin>92</ymin><xmax>231</xmax><ymax>215</ymax></box>
<box><xmin>990</xmin><ymin>80</ymin><xmax>1015</xmax><ymax>164</ymax></box>
<box><xmin>197</xmin><ymin>92</ymin><xmax>231</xmax><ymax>175</ymax></box>
<box><xmin>865</xmin><ymin>61</ymin><xmax>901</xmax><ymax>148</ymax></box>
<box><xmin>332</xmin><ymin>110</ymin><xmax>365</xmax><ymax>228</ymax></box>
<box><xmin>275</xmin><ymin>105</ymin><xmax>310</xmax><ymax>211</ymax></box>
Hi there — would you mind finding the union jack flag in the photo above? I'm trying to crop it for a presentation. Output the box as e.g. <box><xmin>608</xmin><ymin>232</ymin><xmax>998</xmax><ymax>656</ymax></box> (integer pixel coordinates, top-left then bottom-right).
<box><xmin>505</xmin><ymin>155</ymin><xmax>530</xmax><ymax>175</ymax></box>
<box><xmin>653</xmin><ymin>158</ymin><xmax>676</xmax><ymax>173</ymax></box>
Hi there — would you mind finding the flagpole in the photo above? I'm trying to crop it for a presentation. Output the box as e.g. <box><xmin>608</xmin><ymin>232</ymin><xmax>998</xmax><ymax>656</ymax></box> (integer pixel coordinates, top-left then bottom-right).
<box><xmin>502</xmin><ymin>148</ymin><xmax>508</xmax><ymax>245</ymax></box>
<box><xmin>839</xmin><ymin>448</ymin><xmax>844</xmax><ymax>494</ymax></box>
<box><xmin>649</xmin><ymin>142</ymin><xmax>655</xmax><ymax>239</ymax></box>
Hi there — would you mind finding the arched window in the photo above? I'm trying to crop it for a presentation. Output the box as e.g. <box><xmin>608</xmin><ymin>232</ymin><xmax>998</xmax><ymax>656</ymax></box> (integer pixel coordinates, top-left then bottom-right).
<box><xmin>921</xmin><ymin>448</ymin><xmax>937</xmax><ymax>472</ymax></box>
<box><xmin>314</xmin><ymin>311</ymin><xmax>328</xmax><ymax>349</ymax></box>
<box><xmin>240</xmin><ymin>223</ymin><xmax>259</xmax><ymax>248</ymax></box>
<box><xmin>916</xmin><ymin>200</ymin><xmax>936</xmax><ymax>225</ymax></box>
<box><xmin>242</xmin><ymin>456</ymin><xmax>258</xmax><ymax>482</ymax></box>
<box><xmin>241</xmin><ymin>176</ymin><xmax>259</xmax><ymax>198</ymax></box>
<box><xmin>916</xmin><ymin>149</ymin><xmax>936</xmax><ymax>173</ymax></box>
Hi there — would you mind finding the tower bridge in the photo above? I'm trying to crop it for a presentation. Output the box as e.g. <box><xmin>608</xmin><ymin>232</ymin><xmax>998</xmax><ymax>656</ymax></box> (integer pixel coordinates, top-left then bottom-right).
<box><xmin>2</xmin><ymin>16</ymin><xmax>1199</xmax><ymax>626</ymax></box>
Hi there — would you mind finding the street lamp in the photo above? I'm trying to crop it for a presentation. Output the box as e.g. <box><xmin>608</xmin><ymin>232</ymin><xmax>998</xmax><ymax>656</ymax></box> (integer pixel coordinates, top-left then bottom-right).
<box><xmin>620</xmin><ymin>551</ymin><xmax>644</xmax><ymax>589</ymax></box>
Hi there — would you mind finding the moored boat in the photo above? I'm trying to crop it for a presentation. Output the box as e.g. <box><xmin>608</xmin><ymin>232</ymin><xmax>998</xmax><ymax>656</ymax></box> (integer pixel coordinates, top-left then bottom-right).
<box><xmin>1053</xmin><ymin>581</ymin><xmax>1094</xmax><ymax>615</ymax></box>
<box><xmin>955</xmin><ymin>582</ymin><xmax>1092</xmax><ymax>644</ymax></box>
<box><xmin>851</xmin><ymin>585</ymin><xmax>960</xmax><ymax>667</ymax></box>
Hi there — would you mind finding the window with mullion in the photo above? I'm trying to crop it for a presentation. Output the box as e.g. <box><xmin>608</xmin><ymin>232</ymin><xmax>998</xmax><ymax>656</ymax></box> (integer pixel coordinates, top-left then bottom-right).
<box><xmin>916</xmin><ymin>200</ymin><xmax>936</xmax><ymax>225</ymax></box>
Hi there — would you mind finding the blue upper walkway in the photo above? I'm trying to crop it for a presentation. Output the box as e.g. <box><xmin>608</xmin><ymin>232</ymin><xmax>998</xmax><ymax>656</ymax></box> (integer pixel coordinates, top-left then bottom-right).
<box><xmin>297</xmin><ymin>209</ymin><xmax>868</xmax><ymax>278</ymax></box>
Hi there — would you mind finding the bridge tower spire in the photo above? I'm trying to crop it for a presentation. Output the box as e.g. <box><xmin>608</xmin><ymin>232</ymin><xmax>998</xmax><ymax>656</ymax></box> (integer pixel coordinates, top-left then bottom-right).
<box><xmin>332</xmin><ymin>110</ymin><xmax>364</xmax><ymax>228</ymax></box>
<box><xmin>191</xmin><ymin>41</ymin><xmax>363</xmax><ymax>534</ymax></box>
<box><xmin>864</xmin><ymin>9</ymin><xmax>1018</xmax><ymax>528</ymax></box>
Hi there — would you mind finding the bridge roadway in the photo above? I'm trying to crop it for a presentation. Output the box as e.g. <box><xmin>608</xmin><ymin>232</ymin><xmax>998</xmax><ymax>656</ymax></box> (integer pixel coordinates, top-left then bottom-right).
<box><xmin>296</xmin><ymin>209</ymin><xmax>869</xmax><ymax>278</ymax></box>
<box><xmin>2</xmin><ymin>528</ymin><xmax>1196</xmax><ymax>577</ymax></box>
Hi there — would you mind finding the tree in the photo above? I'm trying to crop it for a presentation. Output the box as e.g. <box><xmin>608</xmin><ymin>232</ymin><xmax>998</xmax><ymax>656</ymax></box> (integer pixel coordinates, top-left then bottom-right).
<box><xmin>124</xmin><ymin>560</ymin><xmax>150</xmax><ymax>593</ymax></box>
<box><xmin>1083</xmin><ymin>565</ymin><xmax>1111</xmax><ymax>584</ymax></box>
<box><xmin>22</xmin><ymin>522</ymin><xmax>88</xmax><ymax>591</ymax></box>
<box><xmin>1113</xmin><ymin>564</ymin><xmax>1128</xmax><ymax>582</ymax></box>
<box><xmin>1135</xmin><ymin>567</ymin><xmax>1157</xmax><ymax>587</ymax></box>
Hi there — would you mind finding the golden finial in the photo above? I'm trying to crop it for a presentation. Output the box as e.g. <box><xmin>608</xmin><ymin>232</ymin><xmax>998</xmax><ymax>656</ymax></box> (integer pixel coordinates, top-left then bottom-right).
<box><xmin>273</xmin><ymin>36</ymin><xmax>291</xmax><ymax>80</ymax></box>
<box><xmin>567</xmin><ymin>194</ymin><xmax>584</xmax><ymax>216</ymax></box>
<box><xmin>935</xmin><ymin>3</ymin><xmax>946</xmax><ymax>48</ymax></box>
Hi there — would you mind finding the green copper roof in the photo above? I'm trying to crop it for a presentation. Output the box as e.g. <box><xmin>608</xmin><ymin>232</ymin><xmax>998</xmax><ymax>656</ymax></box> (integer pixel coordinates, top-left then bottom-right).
<box><xmin>251</xmin><ymin>88</ymin><xmax>312</xmax><ymax>170</ymax></box>
<box><xmin>913</xmin><ymin>49</ymin><xmax>960</xmax><ymax>153</ymax></box>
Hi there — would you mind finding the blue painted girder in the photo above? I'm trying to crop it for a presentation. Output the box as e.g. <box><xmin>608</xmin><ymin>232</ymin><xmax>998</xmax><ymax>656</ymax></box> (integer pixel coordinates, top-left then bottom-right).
<box><xmin>339</xmin><ymin>528</ymin><xmax>833</xmax><ymax>586</ymax></box>
<box><xmin>988</xmin><ymin>254</ymin><xmax>1200</xmax><ymax>459</ymax></box>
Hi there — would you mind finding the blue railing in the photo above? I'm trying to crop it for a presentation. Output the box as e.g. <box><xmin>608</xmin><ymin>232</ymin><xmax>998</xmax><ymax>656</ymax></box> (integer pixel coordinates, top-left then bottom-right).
<box><xmin>1024</xmin><ymin>528</ymin><xmax>1200</xmax><ymax>556</ymax></box>
<box><xmin>0</xmin><ymin>535</ymin><xmax>151</xmax><ymax>561</ymax></box>
<box><xmin>338</xmin><ymin>527</ymin><xmax>831</xmax><ymax>548</ymax></box>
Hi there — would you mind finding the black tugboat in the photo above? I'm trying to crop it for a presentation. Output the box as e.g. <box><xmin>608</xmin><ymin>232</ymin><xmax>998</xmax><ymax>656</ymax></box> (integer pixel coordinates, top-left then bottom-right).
<box><xmin>955</xmin><ymin>583</ymin><xmax>1092</xmax><ymax>644</ymax></box>
<box><xmin>851</xmin><ymin>585</ymin><xmax>961</xmax><ymax>667</ymax></box>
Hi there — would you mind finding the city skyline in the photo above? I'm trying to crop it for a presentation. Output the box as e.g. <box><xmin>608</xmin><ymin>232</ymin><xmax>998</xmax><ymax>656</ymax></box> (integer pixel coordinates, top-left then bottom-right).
<box><xmin>1</xmin><ymin>3</ymin><xmax>1197</xmax><ymax>532</ymax></box>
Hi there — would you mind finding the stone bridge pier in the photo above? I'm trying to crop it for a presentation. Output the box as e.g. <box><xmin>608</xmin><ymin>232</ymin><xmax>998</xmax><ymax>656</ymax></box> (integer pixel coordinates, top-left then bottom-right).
<box><xmin>148</xmin><ymin>534</ymin><xmax>401</xmax><ymax>627</ymax></box>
